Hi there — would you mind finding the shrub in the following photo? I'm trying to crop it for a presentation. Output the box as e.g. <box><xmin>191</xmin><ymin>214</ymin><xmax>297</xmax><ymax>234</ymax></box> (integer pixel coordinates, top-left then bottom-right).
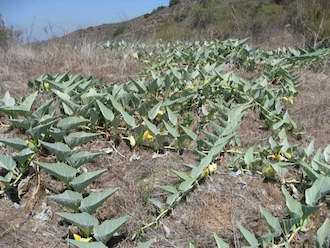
<box><xmin>113</xmin><ymin>24</ymin><xmax>128</xmax><ymax>38</ymax></box>
<box><xmin>0</xmin><ymin>15</ymin><xmax>21</xmax><ymax>48</ymax></box>
<box><xmin>169</xmin><ymin>0</ymin><xmax>179</xmax><ymax>7</ymax></box>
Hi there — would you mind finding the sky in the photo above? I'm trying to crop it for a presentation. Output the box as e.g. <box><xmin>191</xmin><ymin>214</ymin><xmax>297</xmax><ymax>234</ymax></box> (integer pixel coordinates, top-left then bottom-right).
<box><xmin>0</xmin><ymin>0</ymin><xmax>169</xmax><ymax>41</ymax></box>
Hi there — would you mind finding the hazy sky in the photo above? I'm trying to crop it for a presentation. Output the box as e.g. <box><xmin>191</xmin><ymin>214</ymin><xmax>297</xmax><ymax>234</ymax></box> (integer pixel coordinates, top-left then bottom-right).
<box><xmin>0</xmin><ymin>0</ymin><xmax>169</xmax><ymax>41</ymax></box>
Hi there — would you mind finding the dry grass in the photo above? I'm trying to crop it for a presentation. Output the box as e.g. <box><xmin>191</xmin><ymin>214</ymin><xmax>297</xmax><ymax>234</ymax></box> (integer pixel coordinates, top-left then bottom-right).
<box><xmin>0</xmin><ymin>39</ymin><xmax>330</xmax><ymax>248</ymax></box>
<box><xmin>0</xmin><ymin>40</ymin><xmax>141</xmax><ymax>97</ymax></box>
<box><xmin>290</xmin><ymin>70</ymin><xmax>330</xmax><ymax>147</ymax></box>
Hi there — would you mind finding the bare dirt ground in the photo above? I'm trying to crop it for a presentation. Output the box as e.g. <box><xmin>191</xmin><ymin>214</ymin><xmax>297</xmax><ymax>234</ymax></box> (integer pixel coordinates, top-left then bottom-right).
<box><xmin>0</xmin><ymin>42</ymin><xmax>329</xmax><ymax>248</ymax></box>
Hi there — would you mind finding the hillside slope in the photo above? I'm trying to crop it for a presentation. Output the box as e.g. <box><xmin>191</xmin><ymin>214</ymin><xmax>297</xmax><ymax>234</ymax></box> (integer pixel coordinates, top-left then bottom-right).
<box><xmin>63</xmin><ymin>0</ymin><xmax>330</xmax><ymax>47</ymax></box>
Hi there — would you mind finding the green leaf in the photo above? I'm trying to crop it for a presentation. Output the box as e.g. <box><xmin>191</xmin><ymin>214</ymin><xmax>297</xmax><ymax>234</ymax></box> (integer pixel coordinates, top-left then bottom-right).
<box><xmin>137</xmin><ymin>239</ymin><xmax>155</xmax><ymax>248</ymax></box>
<box><xmin>52</xmin><ymin>89</ymin><xmax>80</xmax><ymax>113</ymax></box>
<box><xmin>0</xmin><ymin>138</ymin><xmax>28</xmax><ymax>151</ymax></box>
<box><xmin>142</xmin><ymin>117</ymin><xmax>159</xmax><ymax>135</ymax></box>
<box><xmin>0</xmin><ymin>171</ymin><xmax>13</xmax><ymax>183</ymax></box>
<box><xmin>213</xmin><ymin>233</ymin><xmax>229</xmax><ymax>248</ymax></box>
<box><xmin>305</xmin><ymin>140</ymin><xmax>315</xmax><ymax>157</ymax></box>
<box><xmin>64</xmin><ymin>132</ymin><xmax>100</xmax><ymax>148</ymax></box>
<box><xmin>70</xmin><ymin>169</ymin><xmax>107</xmax><ymax>192</ymax></box>
<box><xmin>324</xmin><ymin>145</ymin><xmax>330</xmax><ymax>163</ymax></box>
<box><xmin>36</xmin><ymin>161</ymin><xmax>77</xmax><ymax>182</ymax></box>
<box><xmin>271</xmin><ymin>162</ymin><xmax>289</xmax><ymax>178</ymax></box>
<box><xmin>180</xmin><ymin>125</ymin><xmax>197</xmax><ymax>140</ymax></box>
<box><xmin>39</xmin><ymin>140</ymin><xmax>72</xmax><ymax>160</ymax></box>
<box><xmin>163</xmin><ymin>120</ymin><xmax>179</xmax><ymax>138</ymax></box>
<box><xmin>281</xmin><ymin>186</ymin><xmax>303</xmax><ymax>218</ymax></box>
<box><xmin>80</xmin><ymin>188</ymin><xmax>118</xmax><ymax>214</ymax></box>
<box><xmin>13</xmin><ymin>148</ymin><xmax>34</xmax><ymax>165</ymax></box>
<box><xmin>316</xmin><ymin>218</ymin><xmax>330</xmax><ymax>248</ymax></box>
<box><xmin>68</xmin><ymin>240</ymin><xmax>107</xmax><ymax>248</ymax></box>
<box><xmin>0</xmin><ymin>155</ymin><xmax>16</xmax><ymax>171</ymax></box>
<box><xmin>305</xmin><ymin>176</ymin><xmax>330</xmax><ymax>206</ymax></box>
<box><xmin>57</xmin><ymin>212</ymin><xmax>99</xmax><ymax>237</ymax></box>
<box><xmin>159</xmin><ymin>185</ymin><xmax>178</xmax><ymax>194</ymax></box>
<box><xmin>149</xmin><ymin>198</ymin><xmax>164</xmax><ymax>210</ymax></box>
<box><xmin>166</xmin><ymin>192</ymin><xmax>180</xmax><ymax>206</ymax></box>
<box><xmin>244</xmin><ymin>147</ymin><xmax>254</xmax><ymax>165</ymax></box>
<box><xmin>94</xmin><ymin>215</ymin><xmax>130</xmax><ymax>243</ymax></box>
<box><xmin>57</xmin><ymin>116</ymin><xmax>89</xmax><ymax>130</ymax></box>
<box><xmin>148</xmin><ymin>101</ymin><xmax>162</xmax><ymax>120</ymax></box>
<box><xmin>21</xmin><ymin>91</ymin><xmax>38</xmax><ymax>111</ymax></box>
<box><xmin>27</xmin><ymin>119</ymin><xmax>57</xmax><ymax>139</ymax></box>
<box><xmin>67</xmin><ymin>151</ymin><xmax>103</xmax><ymax>168</ymax></box>
<box><xmin>2</xmin><ymin>91</ymin><xmax>15</xmax><ymax>107</ymax></box>
<box><xmin>260</xmin><ymin>207</ymin><xmax>282</xmax><ymax>236</ymax></box>
<box><xmin>109</xmin><ymin>95</ymin><xmax>136</xmax><ymax>128</ymax></box>
<box><xmin>32</xmin><ymin>99</ymin><xmax>53</xmax><ymax>119</ymax></box>
<box><xmin>48</xmin><ymin>190</ymin><xmax>82</xmax><ymax>210</ymax></box>
<box><xmin>171</xmin><ymin>169</ymin><xmax>191</xmax><ymax>181</ymax></box>
<box><xmin>96</xmin><ymin>100</ymin><xmax>114</xmax><ymax>122</ymax></box>
<box><xmin>237</xmin><ymin>222</ymin><xmax>259</xmax><ymax>247</ymax></box>
<box><xmin>166</xmin><ymin>107</ymin><xmax>178</xmax><ymax>125</ymax></box>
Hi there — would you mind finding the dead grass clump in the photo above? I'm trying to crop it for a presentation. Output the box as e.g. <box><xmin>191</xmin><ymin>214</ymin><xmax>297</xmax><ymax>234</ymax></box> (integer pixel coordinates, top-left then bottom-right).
<box><xmin>0</xmin><ymin>40</ymin><xmax>142</xmax><ymax>98</ymax></box>
<box><xmin>290</xmin><ymin>71</ymin><xmax>330</xmax><ymax>147</ymax></box>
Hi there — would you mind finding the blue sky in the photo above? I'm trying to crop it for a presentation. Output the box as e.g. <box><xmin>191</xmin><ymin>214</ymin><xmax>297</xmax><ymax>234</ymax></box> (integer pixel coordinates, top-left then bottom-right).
<box><xmin>0</xmin><ymin>0</ymin><xmax>169</xmax><ymax>40</ymax></box>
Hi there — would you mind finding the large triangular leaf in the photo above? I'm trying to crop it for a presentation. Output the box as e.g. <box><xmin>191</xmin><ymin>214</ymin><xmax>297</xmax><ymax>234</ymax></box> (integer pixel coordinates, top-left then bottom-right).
<box><xmin>70</xmin><ymin>169</ymin><xmax>107</xmax><ymax>191</ymax></box>
<box><xmin>36</xmin><ymin>161</ymin><xmax>77</xmax><ymax>182</ymax></box>
<box><xmin>57</xmin><ymin>212</ymin><xmax>99</xmax><ymax>237</ymax></box>
<box><xmin>80</xmin><ymin>188</ymin><xmax>118</xmax><ymax>213</ymax></box>
<box><xmin>137</xmin><ymin>239</ymin><xmax>155</xmax><ymax>248</ymax></box>
<box><xmin>109</xmin><ymin>95</ymin><xmax>136</xmax><ymax>128</ymax></box>
<box><xmin>180</xmin><ymin>125</ymin><xmax>197</xmax><ymax>140</ymax></box>
<box><xmin>214</xmin><ymin>233</ymin><xmax>229</xmax><ymax>248</ymax></box>
<box><xmin>260</xmin><ymin>207</ymin><xmax>282</xmax><ymax>236</ymax></box>
<box><xmin>317</xmin><ymin>218</ymin><xmax>330</xmax><ymax>248</ymax></box>
<box><xmin>39</xmin><ymin>140</ymin><xmax>72</xmax><ymax>160</ymax></box>
<box><xmin>94</xmin><ymin>215</ymin><xmax>130</xmax><ymax>243</ymax></box>
<box><xmin>57</xmin><ymin>116</ymin><xmax>89</xmax><ymax>130</ymax></box>
<box><xmin>52</xmin><ymin>89</ymin><xmax>80</xmax><ymax>113</ymax></box>
<box><xmin>305</xmin><ymin>176</ymin><xmax>330</xmax><ymax>206</ymax></box>
<box><xmin>148</xmin><ymin>101</ymin><xmax>162</xmax><ymax>120</ymax></box>
<box><xmin>21</xmin><ymin>91</ymin><xmax>38</xmax><ymax>111</ymax></box>
<box><xmin>0</xmin><ymin>155</ymin><xmax>16</xmax><ymax>171</ymax></box>
<box><xmin>142</xmin><ymin>117</ymin><xmax>159</xmax><ymax>135</ymax></box>
<box><xmin>96</xmin><ymin>100</ymin><xmax>114</xmax><ymax>122</ymax></box>
<box><xmin>32</xmin><ymin>99</ymin><xmax>53</xmax><ymax>119</ymax></box>
<box><xmin>166</xmin><ymin>107</ymin><xmax>178</xmax><ymax>126</ymax></box>
<box><xmin>48</xmin><ymin>190</ymin><xmax>82</xmax><ymax>210</ymax></box>
<box><xmin>68</xmin><ymin>240</ymin><xmax>107</xmax><ymax>248</ymax></box>
<box><xmin>0</xmin><ymin>171</ymin><xmax>13</xmax><ymax>183</ymax></box>
<box><xmin>27</xmin><ymin>119</ymin><xmax>57</xmax><ymax>139</ymax></box>
<box><xmin>67</xmin><ymin>151</ymin><xmax>103</xmax><ymax>168</ymax></box>
<box><xmin>13</xmin><ymin>148</ymin><xmax>34</xmax><ymax>165</ymax></box>
<box><xmin>281</xmin><ymin>186</ymin><xmax>303</xmax><ymax>218</ymax></box>
<box><xmin>163</xmin><ymin>120</ymin><xmax>179</xmax><ymax>138</ymax></box>
<box><xmin>237</xmin><ymin>222</ymin><xmax>259</xmax><ymax>247</ymax></box>
<box><xmin>0</xmin><ymin>138</ymin><xmax>28</xmax><ymax>151</ymax></box>
<box><xmin>2</xmin><ymin>91</ymin><xmax>15</xmax><ymax>107</ymax></box>
<box><xmin>64</xmin><ymin>132</ymin><xmax>100</xmax><ymax>147</ymax></box>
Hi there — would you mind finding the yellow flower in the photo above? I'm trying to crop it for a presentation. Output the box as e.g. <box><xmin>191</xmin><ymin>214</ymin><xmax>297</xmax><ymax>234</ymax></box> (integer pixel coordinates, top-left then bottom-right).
<box><xmin>26</xmin><ymin>140</ymin><xmax>37</xmax><ymax>151</ymax></box>
<box><xmin>282</xmin><ymin>96</ymin><xmax>294</xmax><ymax>105</ymax></box>
<box><xmin>268</xmin><ymin>152</ymin><xmax>287</xmax><ymax>161</ymax></box>
<box><xmin>202</xmin><ymin>163</ymin><xmax>217</xmax><ymax>177</ymax></box>
<box><xmin>42</xmin><ymin>82</ymin><xmax>50</xmax><ymax>91</ymax></box>
<box><xmin>143</xmin><ymin>130</ymin><xmax>154</xmax><ymax>142</ymax></box>
<box><xmin>157</xmin><ymin>109</ymin><xmax>165</xmax><ymax>117</ymax></box>
<box><xmin>128</xmin><ymin>135</ymin><xmax>136</xmax><ymax>147</ymax></box>
<box><xmin>262</xmin><ymin>164</ymin><xmax>276</xmax><ymax>178</ymax></box>
<box><xmin>73</xmin><ymin>234</ymin><xmax>92</xmax><ymax>243</ymax></box>
<box><xmin>282</xmin><ymin>151</ymin><xmax>292</xmax><ymax>160</ymax></box>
